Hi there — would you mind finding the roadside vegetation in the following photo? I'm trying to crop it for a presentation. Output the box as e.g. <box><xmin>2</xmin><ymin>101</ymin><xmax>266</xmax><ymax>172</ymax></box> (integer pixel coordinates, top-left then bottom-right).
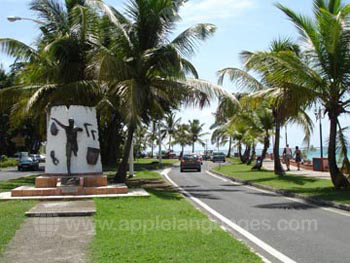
<box><xmin>0</xmin><ymin>158</ymin><xmax>17</xmax><ymax>169</ymax></box>
<box><xmin>214</xmin><ymin>159</ymin><xmax>350</xmax><ymax>204</ymax></box>
<box><xmin>90</xmin><ymin>171</ymin><xmax>262</xmax><ymax>263</ymax></box>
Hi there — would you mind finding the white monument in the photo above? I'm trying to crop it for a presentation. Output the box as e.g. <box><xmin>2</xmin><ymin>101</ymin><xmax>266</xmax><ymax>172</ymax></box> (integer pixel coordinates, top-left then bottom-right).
<box><xmin>46</xmin><ymin>106</ymin><xmax>102</xmax><ymax>176</ymax></box>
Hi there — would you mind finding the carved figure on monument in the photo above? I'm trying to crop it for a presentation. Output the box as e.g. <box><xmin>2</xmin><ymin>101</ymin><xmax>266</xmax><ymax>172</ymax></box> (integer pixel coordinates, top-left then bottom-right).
<box><xmin>51</xmin><ymin>118</ymin><xmax>83</xmax><ymax>176</ymax></box>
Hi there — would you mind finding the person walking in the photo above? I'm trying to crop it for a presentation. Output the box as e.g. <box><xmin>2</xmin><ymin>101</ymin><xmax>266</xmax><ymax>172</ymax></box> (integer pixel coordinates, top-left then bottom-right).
<box><xmin>294</xmin><ymin>146</ymin><xmax>302</xmax><ymax>171</ymax></box>
<box><xmin>283</xmin><ymin>144</ymin><xmax>292</xmax><ymax>171</ymax></box>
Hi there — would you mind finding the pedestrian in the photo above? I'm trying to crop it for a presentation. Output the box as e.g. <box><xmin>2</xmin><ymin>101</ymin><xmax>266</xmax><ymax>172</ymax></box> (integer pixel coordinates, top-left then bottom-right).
<box><xmin>283</xmin><ymin>144</ymin><xmax>292</xmax><ymax>171</ymax></box>
<box><xmin>294</xmin><ymin>146</ymin><xmax>302</xmax><ymax>171</ymax></box>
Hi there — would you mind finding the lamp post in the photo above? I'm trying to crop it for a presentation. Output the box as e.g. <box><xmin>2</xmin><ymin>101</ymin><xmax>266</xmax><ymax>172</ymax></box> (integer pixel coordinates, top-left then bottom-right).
<box><xmin>314</xmin><ymin>107</ymin><xmax>324</xmax><ymax>159</ymax></box>
<box><xmin>7</xmin><ymin>16</ymin><xmax>45</xmax><ymax>25</ymax></box>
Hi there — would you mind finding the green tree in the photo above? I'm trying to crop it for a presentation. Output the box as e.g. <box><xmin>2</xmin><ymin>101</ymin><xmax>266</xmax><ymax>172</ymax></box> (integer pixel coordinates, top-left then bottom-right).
<box><xmin>89</xmin><ymin>0</ymin><xmax>236</xmax><ymax>182</ymax></box>
<box><xmin>162</xmin><ymin>112</ymin><xmax>181</xmax><ymax>151</ymax></box>
<box><xmin>251</xmin><ymin>0</ymin><xmax>350</xmax><ymax>188</ymax></box>
<box><xmin>188</xmin><ymin>119</ymin><xmax>206</xmax><ymax>153</ymax></box>
<box><xmin>173</xmin><ymin>123</ymin><xmax>191</xmax><ymax>157</ymax></box>
<box><xmin>218</xmin><ymin>39</ymin><xmax>313</xmax><ymax>175</ymax></box>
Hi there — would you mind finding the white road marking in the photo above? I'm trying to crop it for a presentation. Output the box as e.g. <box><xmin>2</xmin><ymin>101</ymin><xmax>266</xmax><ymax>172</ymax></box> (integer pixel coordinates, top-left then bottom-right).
<box><xmin>207</xmin><ymin>169</ymin><xmax>350</xmax><ymax>217</ymax></box>
<box><xmin>162</xmin><ymin>168</ymin><xmax>298</xmax><ymax>263</ymax></box>
<box><xmin>206</xmin><ymin>171</ymin><xmax>229</xmax><ymax>182</ymax></box>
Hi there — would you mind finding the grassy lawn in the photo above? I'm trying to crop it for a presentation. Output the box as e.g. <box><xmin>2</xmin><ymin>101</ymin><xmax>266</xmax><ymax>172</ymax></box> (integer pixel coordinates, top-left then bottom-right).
<box><xmin>0</xmin><ymin>176</ymin><xmax>37</xmax><ymax>256</ymax></box>
<box><xmin>214</xmin><ymin>159</ymin><xmax>350</xmax><ymax>204</ymax></box>
<box><xmin>90</xmin><ymin>171</ymin><xmax>262</xmax><ymax>263</ymax></box>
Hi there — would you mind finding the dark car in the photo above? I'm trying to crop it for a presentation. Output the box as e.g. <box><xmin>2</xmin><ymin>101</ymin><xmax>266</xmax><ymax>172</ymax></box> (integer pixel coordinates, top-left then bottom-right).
<box><xmin>211</xmin><ymin>152</ymin><xmax>226</xmax><ymax>163</ymax></box>
<box><xmin>180</xmin><ymin>154</ymin><xmax>201</xmax><ymax>172</ymax></box>
<box><xmin>18</xmin><ymin>157</ymin><xmax>39</xmax><ymax>171</ymax></box>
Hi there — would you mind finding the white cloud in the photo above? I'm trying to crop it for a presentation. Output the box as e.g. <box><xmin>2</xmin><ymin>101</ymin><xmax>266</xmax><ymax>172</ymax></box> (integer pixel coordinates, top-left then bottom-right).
<box><xmin>179</xmin><ymin>0</ymin><xmax>257</xmax><ymax>24</ymax></box>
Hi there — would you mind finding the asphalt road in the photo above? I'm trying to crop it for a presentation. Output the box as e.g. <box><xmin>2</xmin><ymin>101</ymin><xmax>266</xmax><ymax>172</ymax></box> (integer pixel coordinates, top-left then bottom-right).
<box><xmin>167</xmin><ymin>161</ymin><xmax>350</xmax><ymax>263</ymax></box>
<box><xmin>0</xmin><ymin>165</ymin><xmax>44</xmax><ymax>182</ymax></box>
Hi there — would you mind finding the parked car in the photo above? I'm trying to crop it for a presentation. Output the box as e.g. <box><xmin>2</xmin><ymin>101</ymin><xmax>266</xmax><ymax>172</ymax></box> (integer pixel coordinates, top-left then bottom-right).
<box><xmin>30</xmin><ymin>154</ymin><xmax>46</xmax><ymax>163</ymax></box>
<box><xmin>13</xmin><ymin>152</ymin><xmax>29</xmax><ymax>161</ymax></box>
<box><xmin>18</xmin><ymin>156</ymin><xmax>39</xmax><ymax>171</ymax></box>
<box><xmin>180</xmin><ymin>154</ymin><xmax>201</xmax><ymax>172</ymax></box>
<box><xmin>211</xmin><ymin>152</ymin><xmax>226</xmax><ymax>163</ymax></box>
<box><xmin>202</xmin><ymin>150</ymin><xmax>213</xmax><ymax>160</ymax></box>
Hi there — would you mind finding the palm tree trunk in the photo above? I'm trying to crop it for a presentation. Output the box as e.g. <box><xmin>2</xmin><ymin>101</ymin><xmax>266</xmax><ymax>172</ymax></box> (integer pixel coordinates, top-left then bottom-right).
<box><xmin>247</xmin><ymin>144</ymin><xmax>256</xmax><ymax>165</ymax></box>
<box><xmin>168</xmin><ymin>135</ymin><xmax>171</xmax><ymax>151</ymax></box>
<box><xmin>274</xmin><ymin>122</ymin><xmax>284</xmax><ymax>176</ymax></box>
<box><xmin>252</xmin><ymin>133</ymin><xmax>269</xmax><ymax>170</ymax></box>
<box><xmin>192</xmin><ymin>142</ymin><xmax>195</xmax><ymax>153</ymax></box>
<box><xmin>328</xmin><ymin>114</ymin><xmax>350</xmax><ymax>189</ymax></box>
<box><xmin>151</xmin><ymin>142</ymin><xmax>154</xmax><ymax>158</ymax></box>
<box><xmin>227</xmin><ymin>137</ymin><xmax>232</xmax><ymax>158</ymax></box>
<box><xmin>115</xmin><ymin>124</ymin><xmax>135</xmax><ymax>183</ymax></box>
<box><xmin>239</xmin><ymin>142</ymin><xmax>244</xmax><ymax>163</ymax></box>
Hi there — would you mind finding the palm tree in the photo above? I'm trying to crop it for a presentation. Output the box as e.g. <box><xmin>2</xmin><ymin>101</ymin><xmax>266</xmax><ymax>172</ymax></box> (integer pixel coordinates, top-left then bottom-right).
<box><xmin>89</xmin><ymin>0</ymin><xmax>237</xmax><ymax>182</ymax></box>
<box><xmin>146</xmin><ymin>121</ymin><xmax>158</xmax><ymax>158</ymax></box>
<box><xmin>173</xmin><ymin>123</ymin><xmax>191</xmax><ymax>157</ymax></box>
<box><xmin>254</xmin><ymin>1</ymin><xmax>350</xmax><ymax>188</ymax></box>
<box><xmin>188</xmin><ymin>119</ymin><xmax>206</xmax><ymax>153</ymax></box>
<box><xmin>218</xmin><ymin>38</ymin><xmax>313</xmax><ymax>175</ymax></box>
<box><xmin>162</xmin><ymin>112</ymin><xmax>181</xmax><ymax>151</ymax></box>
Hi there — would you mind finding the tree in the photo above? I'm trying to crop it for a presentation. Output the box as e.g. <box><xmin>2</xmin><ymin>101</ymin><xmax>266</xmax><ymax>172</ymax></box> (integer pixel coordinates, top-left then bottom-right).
<box><xmin>188</xmin><ymin>119</ymin><xmax>206</xmax><ymax>153</ymax></box>
<box><xmin>89</xmin><ymin>0</ymin><xmax>237</xmax><ymax>182</ymax></box>
<box><xmin>252</xmin><ymin>0</ymin><xmax>350</xmax><ymax>188</ymax></box>
<box><xmin>162</xmin><ymin>112</ymin><xmax>181</xmax><ymax>151</ymax></box>
<box><xmin>218</xmin><ymin>38</ymin><xmax>313</xmax><ymax>175</ymax></box>
<box><xmin>173</xmin><ymin>123</ymin><xmax>191</xmax><ymax>157</ymax></box>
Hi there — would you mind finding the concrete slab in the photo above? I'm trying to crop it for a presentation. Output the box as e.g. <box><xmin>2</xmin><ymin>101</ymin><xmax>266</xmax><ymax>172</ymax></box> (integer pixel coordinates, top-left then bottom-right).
<box><xmin>0</xmin><ymin>188</ymin><xmax>150</xmax><ymax>201</ymax></box>
<box><xmin>0</xmin><ymin>216</ymin><xmax>94</xmax><ymax>263</ymax></box>
<box><xmin>26</xmin><ymin>200</ymin><xmax>96</xmax><ymax>217</ymax></box>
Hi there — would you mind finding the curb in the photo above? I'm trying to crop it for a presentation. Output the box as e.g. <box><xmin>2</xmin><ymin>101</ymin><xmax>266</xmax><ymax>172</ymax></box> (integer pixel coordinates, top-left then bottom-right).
<box><xmin>210</xmin><ymin>169</ymin><xmax>350</xmax><ymax>212</ymax></box>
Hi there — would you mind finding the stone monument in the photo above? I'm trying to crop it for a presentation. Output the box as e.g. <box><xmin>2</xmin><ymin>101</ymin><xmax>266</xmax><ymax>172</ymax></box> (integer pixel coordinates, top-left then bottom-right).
<box><xmin>11</xmin><ymin>105</ymin><xmax>128</xmax><ymax>197</ymax></box>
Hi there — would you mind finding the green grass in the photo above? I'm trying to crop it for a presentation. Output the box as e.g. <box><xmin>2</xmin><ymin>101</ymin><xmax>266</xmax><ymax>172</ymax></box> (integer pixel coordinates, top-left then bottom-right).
<box><xmin>0</xmin><ymin>176</ymin><xmax>37</xmax><ymax>256</ymax></box>
<box><xmin>90</xmin><ymin>171</ymin><xmax>262</xmax><ymax>263</ymax></box>
<box><xmin>0</xmin><ymin>176</ymin><xmax>36</xmax><ymax>193</ymax></box>
<box><xmin>214</xmin><ymin>159</ymin><xmax>350</xmax><ymax>204</ymax></box>
<box><xmin>0</xmin><ymin>159</ymin><xmax>17</xmax><ymax>169</ymax></box>
<box><xmin>0</xmin><ymin>200</ymin><xmax>37</xmax><ymax>256</ymax></box>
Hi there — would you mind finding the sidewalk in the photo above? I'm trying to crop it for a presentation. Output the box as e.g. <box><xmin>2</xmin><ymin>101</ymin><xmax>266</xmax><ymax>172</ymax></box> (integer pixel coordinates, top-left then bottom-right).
<box><xmin>263</xmin><ymin>159</ymin><xmax>331</xmax><ymax>180</ymax></box>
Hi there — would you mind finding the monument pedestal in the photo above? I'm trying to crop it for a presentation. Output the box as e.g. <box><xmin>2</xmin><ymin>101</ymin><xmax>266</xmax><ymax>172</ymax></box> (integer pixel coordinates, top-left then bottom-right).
<box><xmin>11</xmin><ymin>175</ymin><xmax>128</xmax><ymax>197</ymax></box>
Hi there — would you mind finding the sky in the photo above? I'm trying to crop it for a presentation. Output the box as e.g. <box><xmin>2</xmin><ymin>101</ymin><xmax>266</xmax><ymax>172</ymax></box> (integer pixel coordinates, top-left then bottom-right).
<box><xmin>0</xmin><ymin>0</ymin><xmax>341</xmax><ymax>153</ymax></box>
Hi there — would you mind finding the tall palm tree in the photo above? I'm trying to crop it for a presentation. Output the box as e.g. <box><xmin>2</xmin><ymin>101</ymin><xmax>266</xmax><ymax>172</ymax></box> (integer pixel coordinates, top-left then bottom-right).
<box><xmin>162</xmin><ymin>112</ymin><xmax>181</xmax><ymax>151</ymax></box>
<box><xmin>89</xmin><ymin>0</ymin><xmax>237</xmax><ymax>182</ymax></box>
<box><xmin>188</xmin><ymin>119</ymin><xmax>206</xmax><ymax>153</ymax></box>
<box><xmin>218</xmin><ymin>38</ymin><xmax>313</xmax><ymax>175</ymax></box>
<box><xmin>173</xmin><ymin>123</ymin><xmax>191</xmax><ymax>157</ymax></box>
<box><xmin>254</xmin><ymin>0</ymin><xmax>350</xmax><ymax>188</ymax></box>
<box><xmin>146</xmin><ymin>121</ymin><xmax>158</xmax><ymax>158</ymax></box>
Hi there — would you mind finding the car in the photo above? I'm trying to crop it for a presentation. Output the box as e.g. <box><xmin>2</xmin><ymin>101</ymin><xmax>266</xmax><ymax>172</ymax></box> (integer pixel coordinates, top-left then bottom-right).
<box><xmin>18</xmin><ymin>156</ymin><xmax>39</xmax><ymax>171</ymax></box>
<box><xmin>211</xmin><ymin>152</ymin><xmax>226</xmax><ymax>163</ymax></box>
<box><xmin>202</xmin><ymin>150</ymin><xmax>213</xmax><ymax>160</ymax></box>
<box><xmin>13</xmin><ymin>152</ymin><xmax>29</xmax><ymax>161</ymax></box>
<box><xmin>180</xmin><ymin>154</ymin><xmax>201</xmax><ymax>172</ymax></box>
<box><xmin>30</xmin><ymin>154</ymin><xmax>46</xmax><ymax>163</ymax></box>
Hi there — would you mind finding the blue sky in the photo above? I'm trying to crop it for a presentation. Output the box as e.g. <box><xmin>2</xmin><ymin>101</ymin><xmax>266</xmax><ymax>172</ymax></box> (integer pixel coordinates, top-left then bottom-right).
<box><xmin>0</xmin><ymin>0</ymin><xmax>340</xmax><ymax>153</ymax></box>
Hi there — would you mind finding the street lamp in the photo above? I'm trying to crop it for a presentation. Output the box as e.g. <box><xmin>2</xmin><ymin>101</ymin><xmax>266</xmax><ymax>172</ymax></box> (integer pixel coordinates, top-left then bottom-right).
<box><xmin>7</xmin><ymin>16</ymin><xmax>45</xmax><ymax>25</ymax></box>
<box><xmin>314</xmin><ymin>106</ymin><xmax>324</xmax><ymax>159</ymax></box>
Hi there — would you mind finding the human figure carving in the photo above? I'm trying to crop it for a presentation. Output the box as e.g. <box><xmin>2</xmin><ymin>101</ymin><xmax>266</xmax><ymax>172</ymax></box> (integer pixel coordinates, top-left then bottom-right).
<box><xmin>51</xmin><ymin>118</ymin><xmax>83</xmax><ymax>177</ymax></box>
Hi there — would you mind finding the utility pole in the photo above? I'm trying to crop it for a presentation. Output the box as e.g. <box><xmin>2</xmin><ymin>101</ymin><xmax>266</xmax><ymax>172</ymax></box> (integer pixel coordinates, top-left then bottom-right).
<box><xmin>314</xmin><ymin>107</ymin><xmax>324</xmax><ymax>159</ymax></box>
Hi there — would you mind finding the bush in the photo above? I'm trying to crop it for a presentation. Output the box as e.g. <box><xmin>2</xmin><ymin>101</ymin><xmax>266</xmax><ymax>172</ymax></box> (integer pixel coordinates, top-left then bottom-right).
<box><xmin>1</xmin><ymin>155</ymin><xmax>8</xmax><ymax>162</ymax></box>
<box><xmin>0</xmin><ymin>158</ymin><xmax>18</xmax><ymax>168</ymax></box>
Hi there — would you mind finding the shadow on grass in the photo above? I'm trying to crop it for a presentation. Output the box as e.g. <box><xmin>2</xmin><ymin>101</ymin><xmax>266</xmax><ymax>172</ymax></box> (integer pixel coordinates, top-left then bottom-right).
<box><xmin>0</xmin><ymin>176</ymin><xmax>36</xmax><ymax>192</ymax></box>
<box><xmin>103</xmin><ymin>161</ymin><xmax>176</xmax><ymax>173</ymax></box>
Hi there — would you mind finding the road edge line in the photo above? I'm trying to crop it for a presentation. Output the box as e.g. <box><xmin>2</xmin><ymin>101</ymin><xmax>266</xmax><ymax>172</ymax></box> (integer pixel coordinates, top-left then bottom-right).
<box><xmin>161</xmin><ymin>168</ymin><xmax>298</xmax><ymax>263</ymax></box>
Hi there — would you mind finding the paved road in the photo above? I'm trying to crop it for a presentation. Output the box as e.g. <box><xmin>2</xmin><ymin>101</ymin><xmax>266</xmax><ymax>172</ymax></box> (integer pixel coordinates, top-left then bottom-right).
<box><xmin>0</xmin><ymin>166</ymin><xmax>44</xmax><ymax>182</ymax></box>
<box><xmin>167</xmin><ymin>161</ymin><xmax>350</xmax><ymax>263</ymax></box>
